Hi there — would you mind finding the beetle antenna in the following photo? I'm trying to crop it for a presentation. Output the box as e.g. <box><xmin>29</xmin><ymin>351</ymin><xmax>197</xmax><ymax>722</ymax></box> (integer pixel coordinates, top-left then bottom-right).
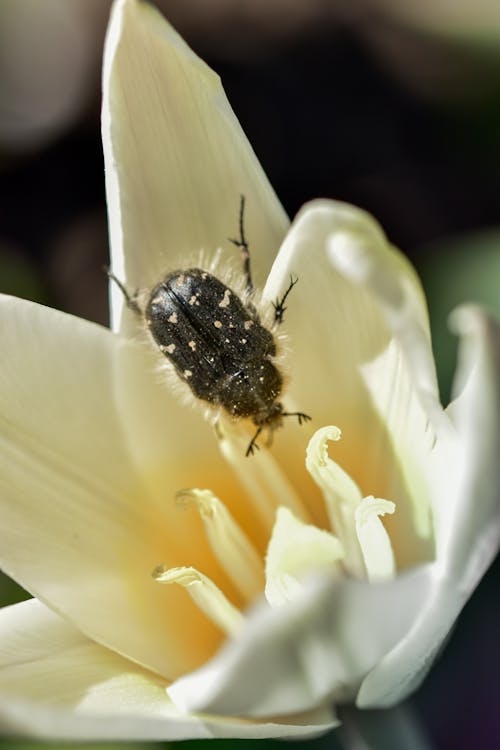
<box><xmin>228</xmin><ymin>195</ymin><xmax>253</xmax><ymax>296</ymax></box>
<box><xmin>104</xmin><ymin>266</ymin><xmax>141</xmax><ymax>315</ymax></box>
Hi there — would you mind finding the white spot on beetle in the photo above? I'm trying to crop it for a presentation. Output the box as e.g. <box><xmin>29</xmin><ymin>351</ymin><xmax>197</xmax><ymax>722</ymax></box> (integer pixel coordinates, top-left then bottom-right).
<box><xmin>188</xmin><ymin>340</ymin><xmax>197</xmax><ymax>351</ymax></box>
<box><xmin>168</xmin><ymin>312</ymin><xmax>178</xmax><ymax>324</ymax></box>
<box><xmin>244</xmin><ymin>320</ymin><xmax>254</xmax><ymax>330</ymax></box>
<box><xmin>165</xmin><ymin>343</ymin><xmax>176</xmax><ymax>353</ymax></box>
<box><xmin>189</xmin><ymin>295</ymin><xmax>197</xmax><ymax>305</ymax></box>
<box><xmin>184</xmin><ymin>369</ymin><xmax>193</xmax><ymax>378</ymax></box>
<box><xmin>240</xmin><ymin>338</ymin><xmax>247</xmax><ymax>344</ymax></box>
<box><xmin>219</xmin><ymin>289</ymin><xmax>231</xmax><ymax>308</ymax></box>
<box><xmin>214</xmin><ymin>320</ymin><xmax>222</xmax><ymax>329</ymax></box>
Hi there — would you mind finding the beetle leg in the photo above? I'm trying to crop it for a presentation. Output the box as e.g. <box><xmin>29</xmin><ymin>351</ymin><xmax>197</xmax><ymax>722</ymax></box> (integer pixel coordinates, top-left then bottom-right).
<box><xmin>228</xmin><ymin>194</ymin><xmax>253</xmax><ymax>296</ymax></box>
<box><xmin>246</xmin><ymin>425</ymin><xmax>263</xmax><ymax>457</ymax></box>
<box><xmin>104</xmin><ymin>266</ymin><xmax>142</xmax><ymax>315</ymax></box>
<box><xmin>281</xmin><ymin>410</ymin><xmax>311</xmax><ymax>425</ymax></box>
<box><xmin>273</xmin><ymin>275</ymin><xmax>298</xmax><ymax>325</ymax></box>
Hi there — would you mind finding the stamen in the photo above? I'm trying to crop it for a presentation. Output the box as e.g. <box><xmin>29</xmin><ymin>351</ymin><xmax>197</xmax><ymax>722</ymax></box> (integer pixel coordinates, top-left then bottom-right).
<box><xmin>176</xmin><ymin>488</ymin><xmax>264</xmax><ymax>602</ymax></box>
<box><xmin>306</xmin><ymin>426</ymin><xmax>366</xmax><ymax>578</ymax></box>
<box><xmin>215</xmin><ymin>419</ymin><xmax>311</xmax><ymax>531</ymax></box>
<box><xmin>153</xmin><ymin>565</ymin><xmax>244</xmax><ymax>636</ymax></box>
<box><xmin>355</xmin><ymin>496</ymin><xmax>396</xmax><ymax>582</ymax></box>
<box><xmin>265</xmin><ymin>506</ymin><xmax>344</xmax><ymax>607</ymax></box>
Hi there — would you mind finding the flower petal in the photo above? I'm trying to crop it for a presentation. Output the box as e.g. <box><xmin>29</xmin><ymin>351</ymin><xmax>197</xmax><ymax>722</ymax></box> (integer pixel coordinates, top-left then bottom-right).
<box><xmin>0</xmin><ymin>294</ymin><xmax>225</xmax><ymax>680</ymax></box>
<box><xmin>102</xmin><ymin>0</ymin><xmax>288</xmax><ymax>329</ymax></box>
<box><xmin>440</xmin><ymin>305</ymin><xmax>500</xmax><ymax>586</ymax></box>
<box><xmin>357</xmin><ymin>305</ymin><xmax>500</xmax><ymax>708</ymax></box>
<box><xmin>356</xmin><ymin>570</ymin><xmax>463</xmax><ymax>709</ymax></box>
<box><xmin>264</xmin><ymin>200</ymin><xmax>438</xmax><ymax>568</ymax></box>
<box><xmin>0</xmin><ymin>599</ymin><xmax>336</xmax><ymax>740</ymax></box>
<box><xmin>168</xmin><ymin>565</ymin><xmax>433</xmax><ymax>718</ymax></box>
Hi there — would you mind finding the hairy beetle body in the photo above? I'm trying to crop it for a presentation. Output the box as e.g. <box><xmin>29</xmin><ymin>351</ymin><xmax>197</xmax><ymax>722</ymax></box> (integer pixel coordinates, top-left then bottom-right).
<box><xmin>145</xmin><ymin>268</ymin><xmax>283</xmax><ymax>422</ymax></box>
<box><xmin>107</xmin><ymin>197</ymin><xmax>310</xmax><ymax>455</ymax></box>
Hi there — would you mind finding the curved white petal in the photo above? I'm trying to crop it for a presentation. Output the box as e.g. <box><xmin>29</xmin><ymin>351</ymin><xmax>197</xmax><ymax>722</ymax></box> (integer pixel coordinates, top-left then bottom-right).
<box><xmin>0</xmin><ymin>295</ymin><xmax>226</xmax><ymax>680</ymax></box>
<box><xmin>357</xmin><ymin>306</ymin><xmax>500</xmax><ymax>708</ymax></box>
<box><xmin>356</xmin><ymin>570</ymin><xmax>464</xmax><ymax>708</ymax></box>
<box><xmin>264</xmin><ymin>200</ymin><xmax>438</xmax><ymax>568</ymax></box>
<box><xmin>326</xmin><ymin>212</ymin><xmax>443</xmax><ymax>431</ymax></box>
<box><xmin>102</xmin><ymin>0</ymin><xmax>288</xmax><ymax>330</ymax></box>
<box><xmin>440</xmin><ymin>306</ymin><xmax>500</xmax><ymax>586</ymax></box>
<box><xmin>168</xmin><ymin>565</ymin><xmax>433</xmax><ymax>718</ymax></box>
<box><xmin>0</xmin><ymin>598</ymin><xmax>87</xmax><ymax>665</ymax></box>
<box><xmin>0</xmin><ymin>599</ymin><xmax>336</xmax><ymax>740</ymax></box>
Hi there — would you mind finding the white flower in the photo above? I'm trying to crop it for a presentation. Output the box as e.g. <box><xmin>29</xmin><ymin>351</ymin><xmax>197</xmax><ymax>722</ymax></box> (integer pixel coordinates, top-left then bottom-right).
<box><xmin>0</xmin><ymin>0</ymin><xmax>499</xmax><ymax>741</ymax></box>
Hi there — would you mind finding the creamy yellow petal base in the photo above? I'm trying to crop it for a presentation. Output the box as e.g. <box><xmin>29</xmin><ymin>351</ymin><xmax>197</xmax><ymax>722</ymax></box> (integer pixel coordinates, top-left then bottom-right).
<box><xmin>215</xmin><ymin>419</ymin><xmax>312</xmax><ymax>546</ymax></box>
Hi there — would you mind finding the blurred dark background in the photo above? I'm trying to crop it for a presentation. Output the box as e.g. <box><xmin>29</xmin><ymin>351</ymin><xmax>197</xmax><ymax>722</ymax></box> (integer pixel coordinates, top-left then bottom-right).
<box><xmin>1</xmin><ymin>1</ymin><xmax>500</xmax><ymax>748</ymax></box>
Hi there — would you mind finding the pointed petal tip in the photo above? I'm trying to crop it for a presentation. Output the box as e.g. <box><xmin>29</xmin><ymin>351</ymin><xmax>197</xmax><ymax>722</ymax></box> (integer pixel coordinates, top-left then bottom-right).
<box><xmin>105</xmin><ymin>0</ymin><xmax>217</xmax><ymax>81</ymax></box>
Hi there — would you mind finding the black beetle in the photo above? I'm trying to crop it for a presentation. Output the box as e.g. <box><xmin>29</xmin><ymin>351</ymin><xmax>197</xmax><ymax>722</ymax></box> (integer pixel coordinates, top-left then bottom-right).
<box><xmin>107</xmin><ymin>197</ymin><xmax>310</xmax><ymax>455</ymax></box>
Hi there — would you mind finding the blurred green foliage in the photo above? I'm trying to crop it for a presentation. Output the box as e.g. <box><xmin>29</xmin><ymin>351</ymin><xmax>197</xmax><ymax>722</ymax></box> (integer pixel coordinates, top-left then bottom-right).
<box><xmin>0</xmin><ymin>253</ymin><xmax>48</xmax><ymax>306</ymax></box>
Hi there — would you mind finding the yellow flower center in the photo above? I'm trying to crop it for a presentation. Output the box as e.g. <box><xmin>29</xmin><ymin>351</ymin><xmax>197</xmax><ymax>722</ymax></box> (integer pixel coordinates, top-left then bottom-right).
<box><xmin>153</xmin><ymin>424</ymin><xmax>397</xmax><ymax>635</ymax></box>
